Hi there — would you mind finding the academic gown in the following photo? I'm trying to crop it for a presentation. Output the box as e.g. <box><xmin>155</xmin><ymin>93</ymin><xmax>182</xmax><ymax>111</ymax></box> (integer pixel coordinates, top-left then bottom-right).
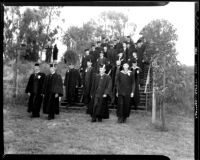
<box><xmin>88</xmin><ymin>74</ymin><xmax>112</xmax><ymax>119</ymax></box>
<box><xmin>83</xmin><ymin>66</ymin><xmax>95</xmax><ymax>105</ymax></box>
<box><xmin>25</xmin><ymin>72</ymin><xmax>46</xmax><ymax>116</ymax></box>
<box><xmin>131</xmin><ymin>67</ymin><xmax>141</xmax><ymax>107</ymax></box>
<box><xmin>90</xmin><ymin>50</ymin><xmax>99</xmax><ymax>69</ymax></box>
<box><xmin>116</xmin><ymin>71</ymin><xmax>135</xmax><ymax>118</ymax></box>
<box><xmin>64</xmin><ymin>68</ymin><xmax>81</xmax><ymax>103</ymax></box>
<box><xmin>42</xmin><ymin>72</ymin><xmax>63</xmax><ymax>116</ymax></box>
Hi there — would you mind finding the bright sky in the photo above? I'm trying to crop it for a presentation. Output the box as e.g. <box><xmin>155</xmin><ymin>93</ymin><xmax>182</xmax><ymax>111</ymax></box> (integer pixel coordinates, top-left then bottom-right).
<box><xmin>19</xmin><ymin>2</ymin><xmax>195</xmax><ymax>66</ymax></box>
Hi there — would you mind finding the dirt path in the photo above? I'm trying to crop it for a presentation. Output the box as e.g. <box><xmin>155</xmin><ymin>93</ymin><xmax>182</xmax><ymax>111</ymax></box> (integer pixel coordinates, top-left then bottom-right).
<box><xmin>3</xmin><ymin>105</ymin><xmax>194</xmax><ymax>160</ymax></box>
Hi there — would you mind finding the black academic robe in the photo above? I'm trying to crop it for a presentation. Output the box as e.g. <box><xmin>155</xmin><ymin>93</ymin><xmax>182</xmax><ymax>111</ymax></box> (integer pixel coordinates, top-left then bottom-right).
<box><xmin>83</xmin><ymin>66</ymin><xmax>95</xmax><ymax>105</ymax></box>
<box><xmin>89</xmin><ymin>50</ymin><xmax>99</xmax><ymax>69</ymax></box>
<box><xmin>81</xmin><ymin>54</ymin><xmax>93</xmax><ymax>72</ymax></box>
<box><xmin>131</xmin><ymin>67</ymin><xmax>141</xmax><ymax>107</ymax></box>
<box><xmin>116</xmin><ymin>70</ymin><xmax>135</xmax><ymax>118</ymax></box>
<box><xmin>25</xmin><ymin>72</ymin><xmax>46</xmax><ymax>115</ymax></box>
<box><xmin>64</xmin><ymin>68</ymin><xmax>81</xmax><ymax>103</ymax></box>
<box><xmin>114</xmin><ymin>42</ymin><xmax>123</xmax><ymax>53</ymax></box>
<box><xmin>53</xmin><ymin>46</ymin><xmax>58</xmax><ymax>60</ymax></box>
<box><xmin>110</xmin><ymin>65</ymin><xmax>122</xmax><ymax>104</ymax></box>
<box><xmin>120</xmin><ymin>48</ymin><xmax>129</xmax><ymax>62</ymax></box>
<box><xmin>42</xmin><ymin>72</ymin><xmax>63</xmax><ymax>116</ymax></box>
<box><xmin>88</xmin><ymin>74</ymin><xmax>112</xmax><ymax>119</ymax></box>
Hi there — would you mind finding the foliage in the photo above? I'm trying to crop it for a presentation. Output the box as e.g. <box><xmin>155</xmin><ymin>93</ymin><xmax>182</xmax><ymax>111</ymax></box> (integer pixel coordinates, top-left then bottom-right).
<box><xmin>63</xmin><ymin>50</ymin><xmax>80</xmax><ymax>66</ymax></box>
<box><xmin>140</xmin><ymin>19</ymin><xmax>193</xmax><ymax>110</ymax></box>
<box><xmin>4</xmin><ymin>6</ymin><xmax>62</xmax><ymax>62</ymax></box>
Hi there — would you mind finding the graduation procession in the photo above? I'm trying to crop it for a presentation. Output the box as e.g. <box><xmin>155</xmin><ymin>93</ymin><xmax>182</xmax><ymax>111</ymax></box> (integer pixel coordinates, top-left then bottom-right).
<box><xmin>25</xmin><ymin>36</ymin><xmax>150</xmax><ymax>123</ymax></box>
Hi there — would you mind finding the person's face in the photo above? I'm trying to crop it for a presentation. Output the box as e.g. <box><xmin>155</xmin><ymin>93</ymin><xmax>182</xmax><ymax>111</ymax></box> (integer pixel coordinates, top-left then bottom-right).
<box><xmin>69</xmin><ymin>64</ymin><xmax>74</xmax><ymax>69</ymax></box>
<box><xmin>116</xmin><ymin>60</ymin><xmax>121</xmax><ymax>66</ymax></box>
<box><xmin>34</xmin><ymin>66</ymin><xmax>40</xmax><ymax>73</ymax></box>
<box><xmin>100</xmin><ymin>52</ymin><xmax>104</xmax><ymax>57</ymax></box>
<box><xmin>118</xmin><ymin>53</ymin><xmax>123</xmax><ymax>58</ymax></box>
<box><xmin>50</xmin><ymin>67</ymin><xmax>55</xmax><ymax>74</ymax></box>
<box><xmin>132</xmin><ymin>52</ymin><xmax>137</xmax><ymax>58</ymax></box>
<box><xmin>98</xmin><ymin>43</ymin><xmax>101</xmax><ymax>47</ymax></box>
<box><xmin>132</xmin><ymin>63</ymin><xmax>137</xmax><ymax>68</ymax></box>
<box><xmin>123</xmin><ymin>43</ymin><xmax>126</xmax><ymax>48</ymax></box>
<box><xmin>103</xmin><ymin>47</ymin><xmax>107</xmax><ymax>51</ymax></box>
<box><xmin>123</xmin><ymin>63</ymin><xmax>129</xmax><ymax>70</ymax></box>
<box><xmin>127</xmin><ymin>44</ymin><xmax>130</xmax><ymax>48</ymax></box>
<box><xmin>85</xmin><ymin>51</ymin><xmax>89</xmax><ymax>55</ymax></box>
<box><xmin>92</xmin><ymin>46</ymin><xmax>95</xmax><ymax>50</ymax></box>
<box><xmin>87</xmin><ymin>61</ymin><xmax>92</xmax><ymax>67</ymax></box>
<box><xmin>99</xmin><ymin>67</ymin><xmax>106</xmax><ymax>74</ymax></box>
<box><xmin>137</xmin><ymin>42</ymin><xmax>142</xmax><ymax>48</ymax></box>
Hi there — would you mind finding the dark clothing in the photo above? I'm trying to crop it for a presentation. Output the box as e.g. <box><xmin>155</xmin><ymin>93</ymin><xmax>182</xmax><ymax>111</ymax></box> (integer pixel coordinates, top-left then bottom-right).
<box><xmin>96</xmin><ymin>57</ymin><xmax>108</xmax><ymax>73</ymax></box>
<box><xmin>25</xmin><ymin>72</ymin><xmax>46</xmax><ymax>116</ymax></box>
<box><xmin>81</xmin><ymin>54</ymin><xmax>93</xmax><ymax>72</ymax></box>
<box><xmin>53</xmin><ymin>46</ymin><xmax>58</xmax><ymax>60</ymax></box>
<box><xmin>88</xmin><ymin>74</ymin><xmax>112</xmax><ymax>119</ymax></box>
<box><xmin>64</xmin><ymin>69</ymin><xmax>81</xmax><ymax>104</ymax></box>
<box><xmin>114</xmin><ymin>42</ymin><xmax>123</xmax><ymax>53</ymax></box>
<box><xmin>136</xmin><ymin>44</ymin><xmax>146</xmax><ymax>69</ymax></box>
<box><xmin>120</xmin><ymin>48</ymin><xmax>129</xmax><ymax>62</ymax></box>
<box><xmin>45</xmin><ymin>46</ymin><xmax>52</xmax><ymax>63</ymax></box>
<box><xmin>42</xmin><ymin>72</ymin><xmax>63</xmax><ymax>118</ymax></box>
<box><xmin>89</xmin><ymin>50</ymin><xmax>99</xmax><ymax>68</ymax></box>
<box><xmin>83</xmin><ymin>66</ymin><xmax>95</xmax><ymax>105</ymax></box>
<box><xmin>131</xmin><ymin>67</ymin><xmax>141</xmax><ymax>108</ymax></box>
<box><xmin>107</xmin><ymin>48</ymin><xmax>117</xmax><ymax>66</ymax></box>
<box><xmin>110</xmin><ymin>65</ymin><xmax>122</xmax><ymax>105</ymax></box>
<box><xmin>116</xmin><ymin>71</ymin><xmax>135</xmax><ymax>119</ymax></box>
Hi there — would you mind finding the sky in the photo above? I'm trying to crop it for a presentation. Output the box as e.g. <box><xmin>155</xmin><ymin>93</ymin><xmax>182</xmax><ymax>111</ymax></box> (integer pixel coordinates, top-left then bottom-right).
<box><xmin>19</xmin><ymin>2</ymin><xmax>195</xmax><ymax>66</ymax></box>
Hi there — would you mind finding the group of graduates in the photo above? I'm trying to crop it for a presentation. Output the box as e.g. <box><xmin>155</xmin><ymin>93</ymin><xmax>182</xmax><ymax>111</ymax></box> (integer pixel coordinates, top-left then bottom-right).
<box><xmin>25</xmin><ymin>36</ymin><xmax>147</xmax><ymax>123</ymax></box>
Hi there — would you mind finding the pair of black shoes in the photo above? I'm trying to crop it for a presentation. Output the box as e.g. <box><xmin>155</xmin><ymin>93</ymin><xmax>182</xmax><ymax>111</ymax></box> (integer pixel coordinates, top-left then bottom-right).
<box><xmin>117</xmin><ymin>117</ymin><xmax>126</xmax><ymax>123</ymax></box>
<box><xmin>91</xmin><ymin>117</ymin><xmax>102</xmax><ymax>122</ymax></box>
<box><xmin>48</xmin><ymin>115</ymin><xmax>54</xmax><ymax>120</ymax></box>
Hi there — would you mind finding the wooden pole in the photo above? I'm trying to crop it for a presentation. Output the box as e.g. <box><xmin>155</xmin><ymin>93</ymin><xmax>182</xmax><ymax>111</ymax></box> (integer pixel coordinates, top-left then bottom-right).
<box><xmin>152</xmin><ymin>68</ymin><xmax>156</xmax><ymax>124</ymax></box>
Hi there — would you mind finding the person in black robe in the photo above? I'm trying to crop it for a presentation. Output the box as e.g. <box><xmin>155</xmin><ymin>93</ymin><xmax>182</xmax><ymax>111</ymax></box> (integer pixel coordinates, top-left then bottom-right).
<box><xmin>110</xmin><ymin>60</ymin><xmax>123</xmax><ymax>106</ymax></box>
<box><xmin>80</xmin><ymin>49</ymin><xmax>93</xmax><ymax>78</ymax></box>
<box><xmin>126</xmin><ymin>36</ymin><xmax>135</xmax><ymax>49</ymax></box>
<box><xmin>64</xmin><ymin>64</ymin><xmax>82</xmax><ymax>106</ymax></box>
<box><xmin>45</xmin><ymin>40</ymin><xmax>52</xmax><ymax>63</ymax></box>
<box><xmin>116</xmin><ymin>62</ymin><xmax>135</xmax><ymax>123</ymax></box>
<box><xmin>95</xmin><ymin>41</ymin><xmax>103</xmax><ymax>54</ymax></box>
<box><xmin>120</xmin><ymin>41</ymin><xmax>129</xmax><ymax>62</ymax></box>
<box><xmin>88</xmin><ymin>64</ymin><xmax>112</xmax><ymax>122</ymax></box>
<box><xmin>130</xmin><ymin>59</ymin><xmax>141</xmax><ymax>110</ymax></box>
<box><xmin>53</xmin><ymin>44</ymin><xmax>58</xmax><ymax>62</ymax></box>
<box><xmin>25</xmin><ymin>63</ymin><xmax>46</xmax><ymax>118</ymax></box>
<box><xmin>96</xmin><ymin>51</ymin><xmax>108</xmax><ymax>73</ymax></box>
<box><xmin>42</xmin><ymin>63</ymin><xmax>63</xmax><ymax>120</ymax></box>
<box><xmin>114</xmin><ymin>38</ymin><xmax>123</xmax><ymax>53</ymax></box>
<box><xmin>136</xmin><ymin>39</ymin><xmax>147</xmax><ymax>82</ymax></box>
<box><xmin>89</xmin><ymin>44</ymin><xmax>99</xmax><ymax>70</ymax></box>
<box><xmin>83</xmin><ymin>59</ymin><xmax>95</xmax><ymax>113</ymax></box>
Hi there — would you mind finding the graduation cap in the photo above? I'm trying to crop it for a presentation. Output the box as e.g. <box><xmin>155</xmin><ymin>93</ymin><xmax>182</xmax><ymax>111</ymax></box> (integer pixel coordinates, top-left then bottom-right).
<box><xmin>86</xmin><ymin>58</ymin><xmax>92</xmax><ymax>63</ymax></box>
<box><xmin>127</xmin><ymin>36</ymin><xmax>131</xmax><ymax>38</ymax></box>
<box><xmin>91</xmin><ymin>44</ymin><xmax>95</xmax><ymax>47</ymax></box>
<box><xmin>84</xmin><ymin>49</ymin><xmax>89</xmax><ymax>52</ymax></box>
<box><xmin>34</xmin><ymin>63</ymin><xmax>40</xmax><ymax>66</ymax></box>
<box><xmin>49</xmin><ymin>63</ymin><xmax>57</xmax><ymax>67</ymax></box>
<box><xmin>97</xmin><ymin>41</ymin><xmax>101</xmax><ymax>44</ymax></box>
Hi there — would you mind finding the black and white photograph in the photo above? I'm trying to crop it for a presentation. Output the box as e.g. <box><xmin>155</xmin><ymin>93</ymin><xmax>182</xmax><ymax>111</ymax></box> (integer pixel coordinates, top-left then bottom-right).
<box><xmin>3</xmin><ymin>2</ymin><xmax>196</xmax><ymax>159</ymax></box>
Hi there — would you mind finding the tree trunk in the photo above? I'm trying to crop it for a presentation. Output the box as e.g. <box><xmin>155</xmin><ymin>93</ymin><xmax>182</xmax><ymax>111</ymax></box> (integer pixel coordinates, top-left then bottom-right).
<box><xmin>161</xmin><ymin>56</ymin><xmax>166</xmax><ymax>129</ymax></box>
<box><xmin>152</xmin><ymin>69</ymin><xmax>156</xmax><ymax>124</ymax></box>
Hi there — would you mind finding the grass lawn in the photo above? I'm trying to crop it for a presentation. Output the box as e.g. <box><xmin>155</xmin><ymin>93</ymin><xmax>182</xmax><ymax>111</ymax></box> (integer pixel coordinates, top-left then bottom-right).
<box><xmin>3</xmin><ymin>104</ymin><xmax>194</xmax><ymax>160</ymax></box>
